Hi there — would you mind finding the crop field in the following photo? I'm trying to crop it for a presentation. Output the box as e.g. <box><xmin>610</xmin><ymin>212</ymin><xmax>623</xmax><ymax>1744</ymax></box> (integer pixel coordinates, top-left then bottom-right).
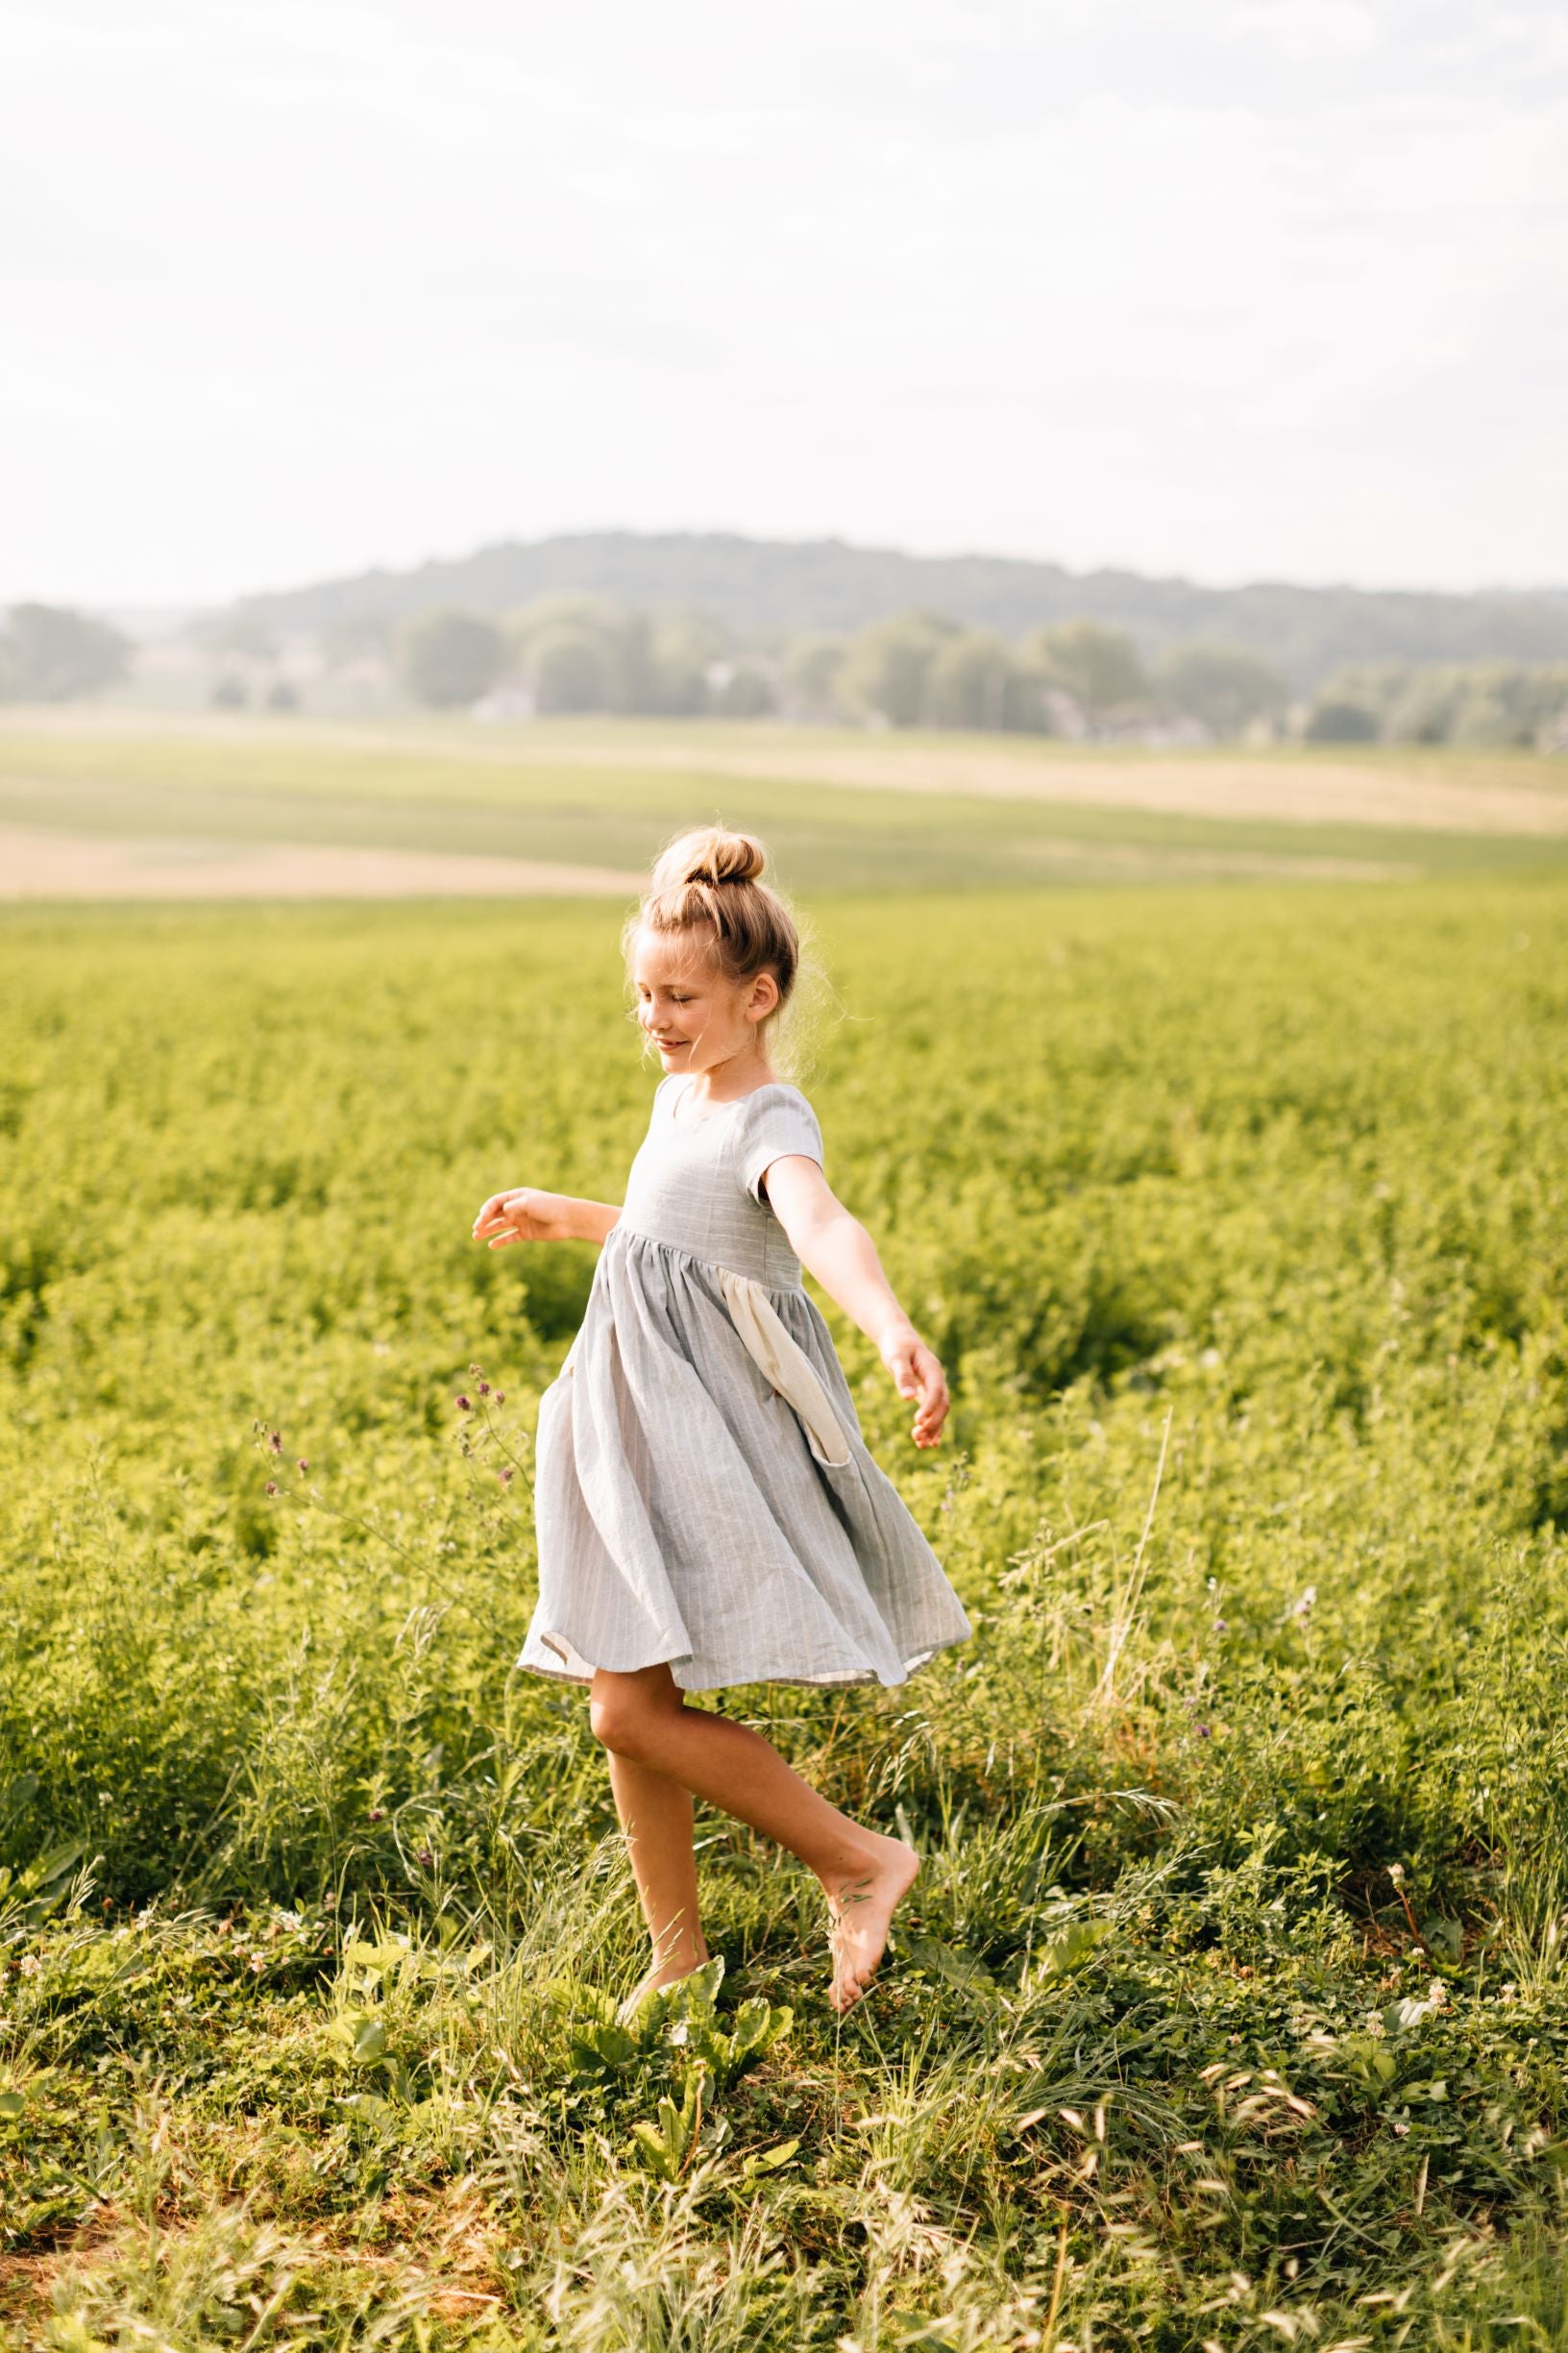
<box><xmin>3</xmin><ymin>713</ymin><xmax>1567</xmax><ymax>899</ymax></box>
<box><xmin>3</xmin><ymin>728</ymin><xmax>1568</xmax><ymax>2346</ymax></box>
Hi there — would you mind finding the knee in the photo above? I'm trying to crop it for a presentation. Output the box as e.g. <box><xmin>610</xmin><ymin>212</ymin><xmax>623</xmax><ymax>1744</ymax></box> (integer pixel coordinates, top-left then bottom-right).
<box><xmin>589</xmin><ymin>1685</ymin><xmax>670</xmax><ymax>1761</ymax></box>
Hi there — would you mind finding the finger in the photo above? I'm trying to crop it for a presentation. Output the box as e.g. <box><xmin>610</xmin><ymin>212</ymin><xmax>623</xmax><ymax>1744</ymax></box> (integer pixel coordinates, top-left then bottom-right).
<box><xmin>475</xmin><ymin>1192</ymin><xmax>528</xmax><ymax>1234</ymax></box>
<box><xmin>914</xmin><ymin>1390</ymin><xmax>948</xmax><ymax>1437</ymax></box>
<box><xmin>477</xmin><ymin>1197</ymin><xmax>526</xmax><ymax>1227</ymax></box>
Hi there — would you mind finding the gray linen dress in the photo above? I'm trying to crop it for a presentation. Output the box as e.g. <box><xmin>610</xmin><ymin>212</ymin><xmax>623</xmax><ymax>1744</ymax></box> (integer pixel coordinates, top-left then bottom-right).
<box><xmin>517</xmin><ymin>1071</ymin><xmax>974</xmax><ymax>1692</ymax></box>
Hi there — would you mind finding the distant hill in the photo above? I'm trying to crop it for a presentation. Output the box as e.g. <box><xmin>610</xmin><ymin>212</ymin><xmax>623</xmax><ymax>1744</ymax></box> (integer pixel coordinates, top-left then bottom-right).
<box><xmin>233</xmin><ymin>531</ymin><xmax>1568</xmax><ymax>692</ymax></box>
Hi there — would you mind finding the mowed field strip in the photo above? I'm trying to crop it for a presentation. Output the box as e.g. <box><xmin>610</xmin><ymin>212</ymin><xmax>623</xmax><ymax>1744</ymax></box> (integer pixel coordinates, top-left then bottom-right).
<box><xmin>0</xmin><ymin>821</ymin><xmax>1414</xmax><ymax>899</ymax></box>
<box><xmin>500</xmin><ymin>730</ymin><xmax>1568</xmax><ymax>836</ymax></box>
<box><xmin>0</xmin><ymin>709</ymin><xmax>1563</xmax><ymax>897</ymax></box>
<box><xmin>0</xmin><ymin>823</ymin><xmax>645</xmax><ymax>901</ymax></box>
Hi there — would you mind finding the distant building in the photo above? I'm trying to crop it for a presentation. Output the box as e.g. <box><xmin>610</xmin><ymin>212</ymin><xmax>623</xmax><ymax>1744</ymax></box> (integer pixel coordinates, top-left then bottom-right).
<box><xmin>1041</xmin><ymin>686</ymin><xmax>1090</xmax><ymax>740</ymax></box>
<box><xmin>471</xmin><ymin>684</ymin><xmax>537</xmax><ymax>723</ymax></box>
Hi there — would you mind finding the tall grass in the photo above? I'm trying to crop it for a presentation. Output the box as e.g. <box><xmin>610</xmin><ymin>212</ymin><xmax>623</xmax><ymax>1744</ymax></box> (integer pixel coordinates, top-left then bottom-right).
<box><xmin>4</xmin><ymin>874</ymin><xmax>1568</xmax><ymax>2344</ymax></box>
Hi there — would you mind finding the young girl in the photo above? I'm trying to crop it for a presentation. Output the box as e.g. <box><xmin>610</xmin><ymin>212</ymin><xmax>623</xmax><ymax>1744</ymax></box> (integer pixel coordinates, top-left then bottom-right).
<box><xmin>472</xmin><ymin>826</ymin><xmax>972</xmax><ymax>2015</ymax></box>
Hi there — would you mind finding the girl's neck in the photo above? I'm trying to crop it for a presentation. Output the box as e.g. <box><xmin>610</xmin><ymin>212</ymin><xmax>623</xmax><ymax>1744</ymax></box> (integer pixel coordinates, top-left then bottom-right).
<box><xmin>682</xmin><ymin>1053</ymin><xmax>775</xmax><ymax>1111</ymax></box>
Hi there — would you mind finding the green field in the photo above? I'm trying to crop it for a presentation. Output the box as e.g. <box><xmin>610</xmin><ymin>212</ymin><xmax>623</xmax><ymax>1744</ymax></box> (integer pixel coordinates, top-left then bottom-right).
<box><xmin>5</xmin><ymin>743</ymin><xmax>1568</xmax><ymax>2344</ymax></box>
<box><xmin>3</xmin><ymin>715</ymin><xmax>1567</xmax><ymax>891</ymax></box>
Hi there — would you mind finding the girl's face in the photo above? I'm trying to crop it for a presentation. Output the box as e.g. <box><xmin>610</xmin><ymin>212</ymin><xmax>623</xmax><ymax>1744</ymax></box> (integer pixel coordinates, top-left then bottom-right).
<box><xmin>631</xmin><ymin>925</ymin><xmax>777</xmax><ymax>1075</ymax></box>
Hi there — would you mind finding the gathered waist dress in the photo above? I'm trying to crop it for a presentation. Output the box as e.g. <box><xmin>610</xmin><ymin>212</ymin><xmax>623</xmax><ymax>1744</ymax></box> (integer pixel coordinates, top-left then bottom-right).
<box><xmin>516</xmin><ymin>1072</ymin><xmax>974</xmax><ymax>1692</ymax></box>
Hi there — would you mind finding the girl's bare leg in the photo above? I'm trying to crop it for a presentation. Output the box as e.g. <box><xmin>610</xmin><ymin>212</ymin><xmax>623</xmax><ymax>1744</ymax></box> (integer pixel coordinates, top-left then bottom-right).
<box><xmin>590</xmin><ymin>1663</ymin><xmax>919</xmax><ymax>2013</ymax></box>
<box><xmin>604</xmin><ymin>1749</ymin><xmax>711</xmax><ymax>2011</ymax></box>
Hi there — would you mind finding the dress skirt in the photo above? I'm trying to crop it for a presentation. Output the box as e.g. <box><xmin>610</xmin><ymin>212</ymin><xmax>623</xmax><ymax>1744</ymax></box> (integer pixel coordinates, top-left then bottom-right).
<box><xmin>515</xmin><ymin>1074</ymin><xmax>974</xmax><ymax>1693</ymax></box>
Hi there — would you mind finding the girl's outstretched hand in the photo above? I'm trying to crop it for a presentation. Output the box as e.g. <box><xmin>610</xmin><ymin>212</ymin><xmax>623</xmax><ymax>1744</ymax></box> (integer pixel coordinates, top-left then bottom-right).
<box><xmin>472</xmin><ymin>1188</ymin><xmax>574</xmax><ymax>1246</ymax></box>
<box><xmin>882</xmin><ymin>1333</ymin><xmax>949</xmax><ymax>1448</ymax></box>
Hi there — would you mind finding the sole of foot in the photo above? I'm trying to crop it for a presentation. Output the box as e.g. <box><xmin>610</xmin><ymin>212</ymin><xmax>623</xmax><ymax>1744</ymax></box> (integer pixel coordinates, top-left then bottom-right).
<box><xmin>825</xmin><ymin>1836</ymin><xmax>921</xmax><ymax>2015</ymax></box>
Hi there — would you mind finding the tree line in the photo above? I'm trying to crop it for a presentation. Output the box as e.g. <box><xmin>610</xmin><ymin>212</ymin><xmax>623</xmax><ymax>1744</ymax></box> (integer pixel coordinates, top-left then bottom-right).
<box><xmin>0</xmin><ymin>603</ymin><xmax>130</xmax><ymax>701</ymax></box>
<box><xmin>3</xmin><ymin>596</ymin><xmax>1566</xmax><ymax>748</ymax></box>
<box><xmin>393</xmin><ymin>597</ymin><xmax>1291</xmax><ymax>736</ymax></box>
<box><xmin>390</xmin><ymin>597</ymin><xmax>1568</xmax><ymax>747</ymax></box>
<box><xmin>230</xmin><ymin>527</ymin><xmax>1568</xmax><ymax>685</ymax></box>
<box><xmin>1302</xmin><ymin>659</ymin><xmax>1568</xmax><ymax>748</ymax></box>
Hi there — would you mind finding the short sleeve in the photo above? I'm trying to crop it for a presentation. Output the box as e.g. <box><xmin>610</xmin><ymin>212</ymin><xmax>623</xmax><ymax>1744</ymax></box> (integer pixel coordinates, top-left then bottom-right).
<box><xmin>741</xmin><ymin>1088</ymin><xmax>824</xmax><ymax>1207</ymax></box>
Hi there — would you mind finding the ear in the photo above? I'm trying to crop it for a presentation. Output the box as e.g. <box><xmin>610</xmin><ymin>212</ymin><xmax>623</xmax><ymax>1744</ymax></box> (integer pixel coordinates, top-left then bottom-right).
<box><xmin>745</xmin><ymin>968</ymin><xmax>781</xmax><ymax>1024</ymax></box>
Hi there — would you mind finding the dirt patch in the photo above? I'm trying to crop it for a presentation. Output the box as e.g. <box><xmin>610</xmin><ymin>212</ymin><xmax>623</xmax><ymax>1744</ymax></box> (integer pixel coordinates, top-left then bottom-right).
<box><xmin>556</xmin><ymin>742</ymin><xmax>1568</xmax><ymax>837</ymax></box>
<box><xmin>4</xmin><ymin>708</ymin><xmax>1562</xmax><ymax>838</ymax></box>
<box><xmin>0</xmin><ymin>825</ymin><xmax>645</xmax><ymax>902</ymax></box>
<box><xmin>0</xmin><ymin>821</ymin><xmax>1412</xmax><ymax>903</ymax></box>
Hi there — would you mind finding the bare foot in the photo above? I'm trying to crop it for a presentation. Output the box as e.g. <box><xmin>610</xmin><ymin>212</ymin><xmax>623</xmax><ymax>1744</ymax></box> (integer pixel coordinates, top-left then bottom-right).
<box><xmin>822</xmin><ymin>1834</ymin><xmax>920</xmax><ymax>2014</ymax></box>
<box><xmin>617</xmin><ymin>1943</ymin><xmax>711</xmax><ymax>2026</ymax></box>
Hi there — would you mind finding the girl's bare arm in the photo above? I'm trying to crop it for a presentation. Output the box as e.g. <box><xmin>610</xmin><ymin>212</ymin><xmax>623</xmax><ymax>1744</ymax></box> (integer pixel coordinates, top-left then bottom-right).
<box><xmin>761</xmin><ymin>1155</ymin><xmax>949</xmax><ymax>1449</ymax></box>
<box><xmin>472</xmin><ymin>1189</ymin><xmax>622</xmax><ymax>1248</ymax></box>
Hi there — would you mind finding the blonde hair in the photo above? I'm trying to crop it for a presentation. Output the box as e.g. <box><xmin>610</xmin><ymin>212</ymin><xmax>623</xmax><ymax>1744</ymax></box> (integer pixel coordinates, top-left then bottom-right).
<box><xmin>623</xmin><ymin>823</ymin><xmax>806</xmax><ymax>1070</ymax></box>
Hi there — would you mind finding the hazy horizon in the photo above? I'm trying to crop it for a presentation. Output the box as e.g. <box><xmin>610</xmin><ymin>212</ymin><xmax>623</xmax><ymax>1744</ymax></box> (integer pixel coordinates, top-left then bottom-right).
<box><xmin>85</xmin><ymin>525</ymin><xmax>1568</xmax><ymax>635</ymax></box>
<box><xmin>4</xmin><ymin>0</ymin><xmax>1564</xmax><ymax>611</ymax></box>
<box><xmin>77</xmin><ymin>524</ymin><xmax>1568</xmax><ymax>636</ymax></box>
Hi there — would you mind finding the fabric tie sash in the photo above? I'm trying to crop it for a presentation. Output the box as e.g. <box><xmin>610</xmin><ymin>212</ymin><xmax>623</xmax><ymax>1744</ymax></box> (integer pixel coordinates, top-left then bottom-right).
<box><xmin>716</xmin><ymin>1269</ymin><xmax>852</xmax><ymax>1468</ymax></box>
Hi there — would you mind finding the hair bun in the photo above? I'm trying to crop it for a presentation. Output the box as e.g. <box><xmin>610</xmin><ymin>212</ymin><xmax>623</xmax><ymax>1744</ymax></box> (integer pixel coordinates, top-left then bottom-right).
<box><xmin>650</xmin><ymin>826</ymin><xmax>766</xmax><ymax>894</ymax></box>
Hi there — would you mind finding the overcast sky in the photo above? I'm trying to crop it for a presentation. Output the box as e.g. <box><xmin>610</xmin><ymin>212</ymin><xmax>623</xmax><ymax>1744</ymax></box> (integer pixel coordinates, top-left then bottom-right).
<box><xmin>4</xmin><ymin>0</ymin><xmax>1564</xmax><ymax>608</ymax></box>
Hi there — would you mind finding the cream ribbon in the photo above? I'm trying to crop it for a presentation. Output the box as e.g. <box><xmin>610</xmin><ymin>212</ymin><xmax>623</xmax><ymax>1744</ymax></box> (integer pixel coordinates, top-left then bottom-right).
<box><xmin>716</xmin><ymin>1268</ymin><xmax>852</xmax><ymax>1467</ymax></box>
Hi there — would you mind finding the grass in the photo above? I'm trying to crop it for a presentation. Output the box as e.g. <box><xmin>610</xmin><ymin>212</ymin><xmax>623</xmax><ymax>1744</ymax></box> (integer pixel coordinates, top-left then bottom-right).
<box><xmin>1</xmin><ymin>715</ymin><xmax>1564</xmax><ymax>891</ymax></box>
<box><xmin>3</xmin><ymin>868</ymin><xmax>1568</xmax><ymax>2345</ymax></box>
